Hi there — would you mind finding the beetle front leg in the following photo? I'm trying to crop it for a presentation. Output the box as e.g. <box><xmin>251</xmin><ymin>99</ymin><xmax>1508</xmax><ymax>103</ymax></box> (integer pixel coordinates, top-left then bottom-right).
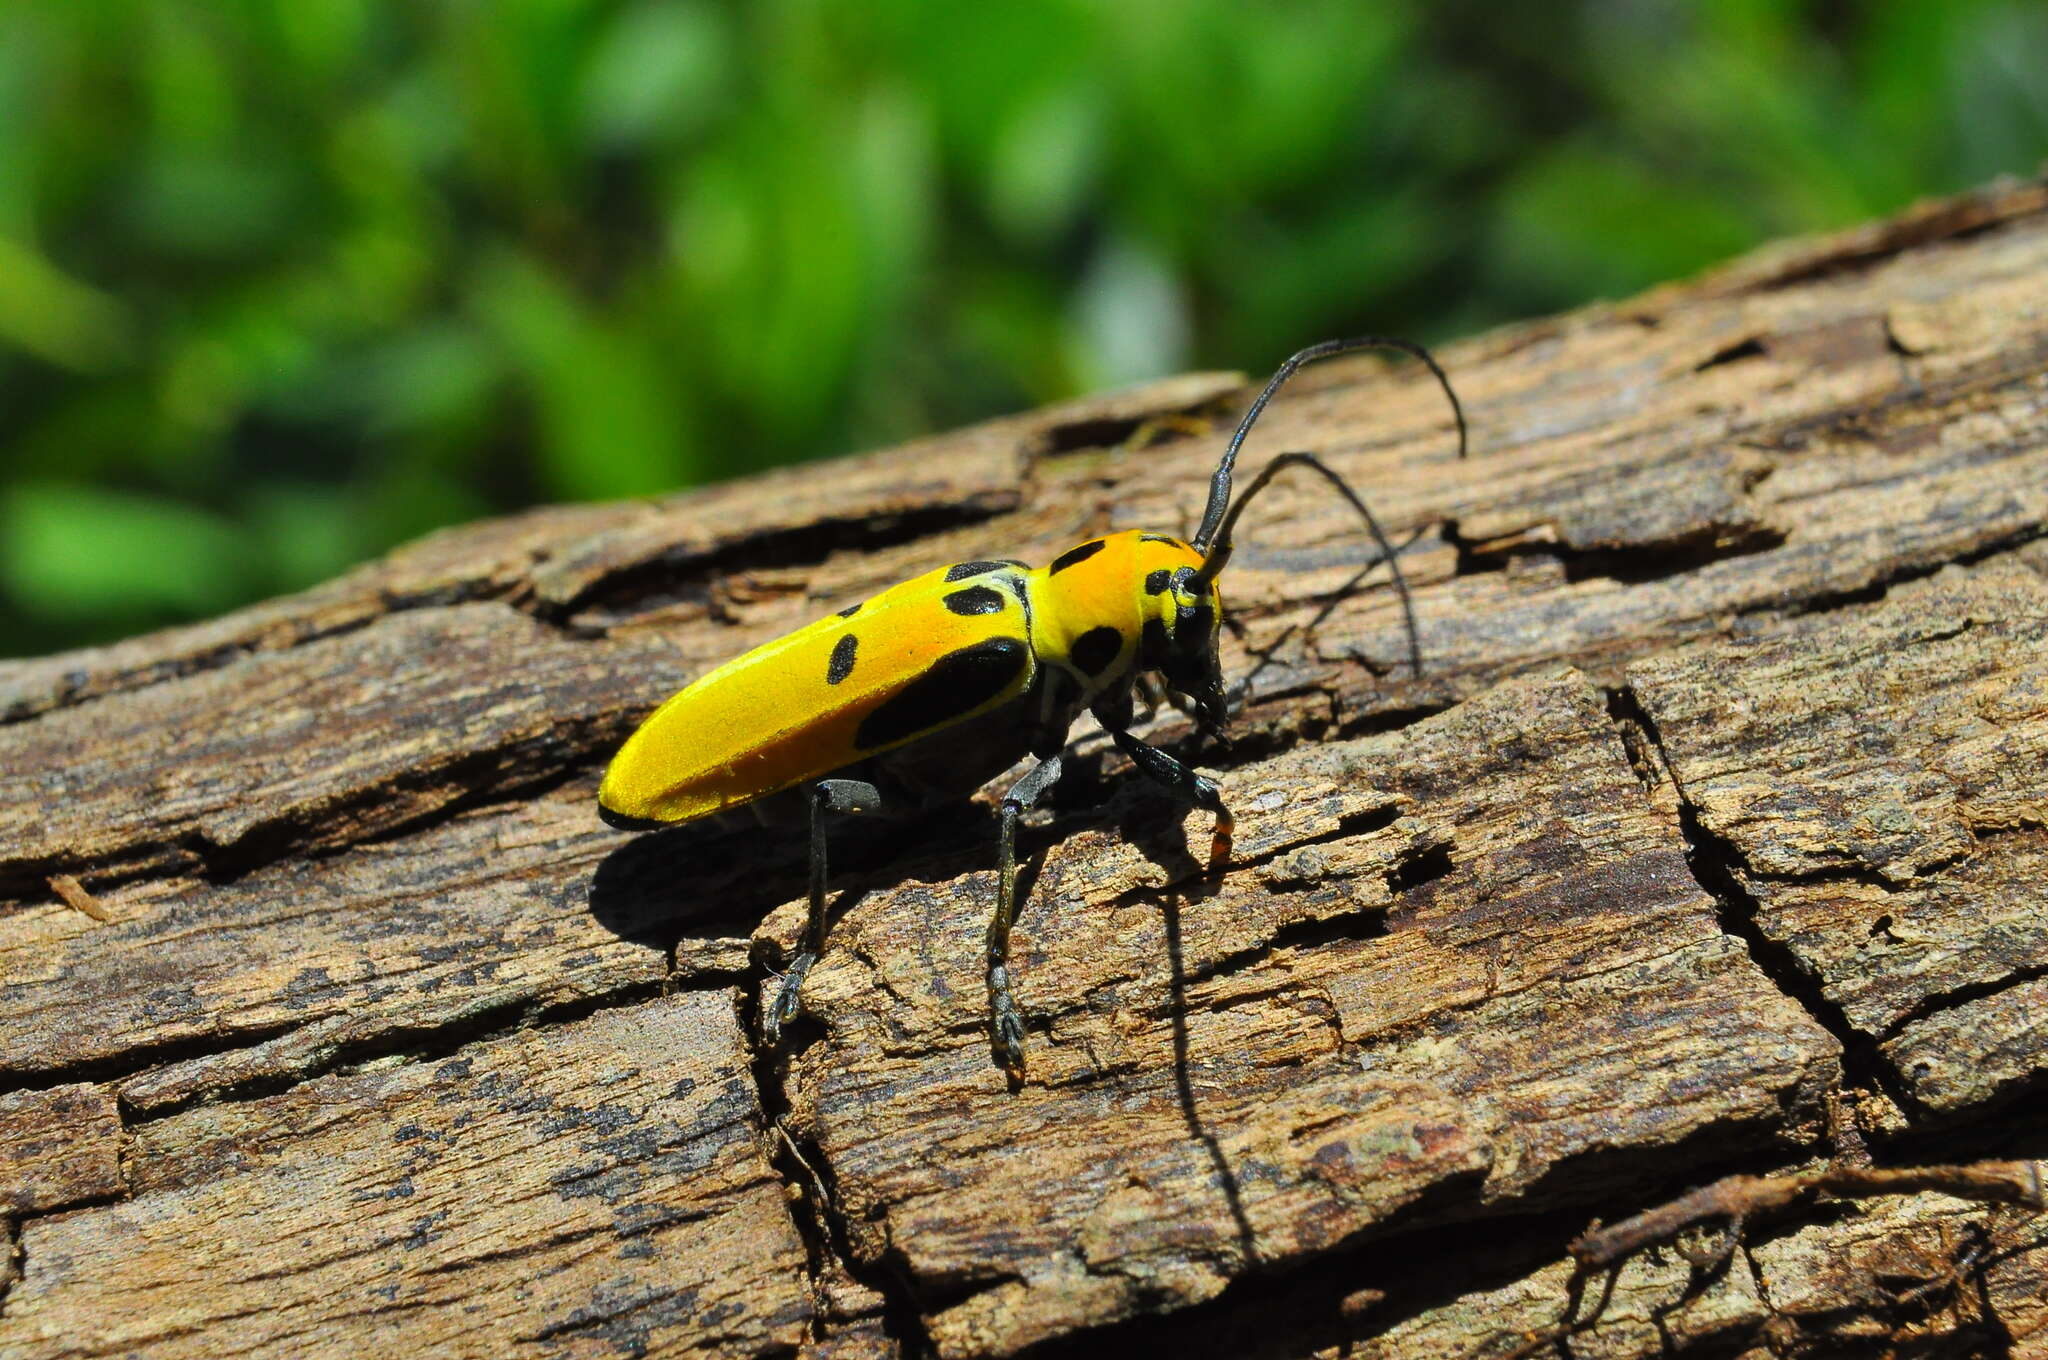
<box><xmin>988</xmin><ymin>754</ymin><xmax>1063</xmax><ymax>1073</ymax></box>
<box><xmin>766</xmin><ymin>778</ymin><xmax>881</xmax><ymax>1046</ymax></box>
<box><xmin>1108</xmin><ymin>727</ymin><xmax>1234</xmax><ymax>869</ymax></box>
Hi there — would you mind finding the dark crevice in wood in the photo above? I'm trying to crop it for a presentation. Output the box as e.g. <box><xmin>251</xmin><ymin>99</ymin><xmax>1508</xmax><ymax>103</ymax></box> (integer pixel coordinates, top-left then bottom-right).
<box><xmin>118</xmin><ymin>976</ymin><xmax>705</xmax><ymax>1125</ymax></box>
<box><xmin>1385</xmin><ymin>840</ymin><xmax>1456</xmax><ymax>896</ymax></box>
<box><xmin>1444</xmin><ymin>517</ymin><xmax>1788</xmax><ymax>588</ymax></box>
<box><xmin>1177</xmin><ymin>905</ymin><xmax>1389</xmax><ymax>1000</ymax></box>
<box><xmin>1696</xmin><ymin>336</ymin><xmax>1769</xmax><ymax>371</ymax></box>
<box><xmin>1</xmin><ymin>728</ymin><xmax>611</xmax><ymax>903</ymax></box>
<box><xmin>0</xmin><ymin>1017</ymin><xmax>305</xmax><ymax>1103</ymax></box>
<box><xmin>1117</xmin><ymin>810</ymin><xmax>1428</xmax><ymax>998</ymax></box>
<box><xmin>540</xmin><ymin>497</ymin><xmax>1018</xmax><ymax>626</ymax></box>
<box><xmin>0</xmin><ymin>573</ymin><xmax>569</xmax><ymax>731</ymax></box>
<box><xmin>1558</xmin><ymin>527</ymin><xmax>1789</xmax><ymax>587</ymax></box>
<box><xmin>741</xmin><ymin>985</ymin><xmax>936</xmax><ymax>1359</ymax></box>
<box><xmin>2</xmin><ymin>495</ymin><xmax>1015</xmax><ymax>731</ymax></box>
<box><xmin>1006</xmin><ymin>1202</ymin><xmax>1593</xmax><ymax>1360</ymax></box>
<box><xmin>1753</xmin><ymin>339</ymin><xmax>2048</xmax><ymax>457</ymax></box>
<box><xmin>1877</xmin><ymin>963</ymin><xmax>2048</xmax><ymax>1048</ymax></box>
<box><xmin>1718</xmin><ymin>185</ymin><xmax>2048</xmax><ymax>297</ymax></box>
<box><xmin>1328</xmin><ymin>697</ymin><xmax>1458</xmax><ymax>742</ymax></box>
<box><xmin>1743</xmin><ymin>521</ymin><xmax>2048</xmax><ymax>626</ymax></box>
<box><xmin>1243</xmin><ymin>804</ymin><xmax>1405</xmax><ymax>875</ymax></box>
<box><xmin>1606</xmin><ymin>683</ymin><xmax>1923</xmax><ymax>1121</ymax></box>
<box><xmin>325</xmin><ymin>763</ymin><xmax>601</xmax><ymax>867</ymax></box>
<box><xmin>1029</xmin><ymin>414</ymin><xmax>1192</xmax><ymax>457</ymax></box>
<box><xmin>0</xmin><ymin>1219</ymin><xmax>19</xmax><ymax>1320</ymax></box>
<box><xmin>0</xmin><ymin>973</ymin><xmax>728</xmax><ymax>1123</ymax></box>
<box><xmin>1884</xmin><ymin>1089</ymin><xmax>2048</xmax><ymax>1169</ymax></box>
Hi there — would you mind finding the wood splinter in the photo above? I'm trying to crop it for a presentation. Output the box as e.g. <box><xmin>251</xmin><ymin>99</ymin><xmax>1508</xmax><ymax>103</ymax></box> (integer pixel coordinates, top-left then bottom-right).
<box><xmin>1569</xmin><ymin>1159</ymin><xmax>2046</xmax><ymax>1269</ymax></box>
<box><xmin>48</xmin><ymin>873</ymin><xmax>113</xmax><ymax>923</ymax></box>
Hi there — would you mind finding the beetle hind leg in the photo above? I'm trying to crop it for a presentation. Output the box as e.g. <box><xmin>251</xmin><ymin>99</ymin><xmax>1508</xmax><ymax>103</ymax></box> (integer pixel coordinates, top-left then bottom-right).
<box><xmin>1108</xmin><ymin>727</ymin><xmax>1233</xmax><ymax>869</ymax></box>
<box><xmin>988</xmin><ymin>755</ymin><xmax>1064</xmax><ymax>1073</ymax></box>
<box><xmin>765</xmin><ymin>778</ymin><xmax>881</xmax><ymax>1046</ymax></box>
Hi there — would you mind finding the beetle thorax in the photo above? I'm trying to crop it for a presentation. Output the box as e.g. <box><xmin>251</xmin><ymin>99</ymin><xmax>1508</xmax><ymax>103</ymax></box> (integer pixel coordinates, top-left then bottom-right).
<box><xmin>1025</xmin><ymin>529</ymin><xmax>1215</xmax><ymax>700</ymax></box>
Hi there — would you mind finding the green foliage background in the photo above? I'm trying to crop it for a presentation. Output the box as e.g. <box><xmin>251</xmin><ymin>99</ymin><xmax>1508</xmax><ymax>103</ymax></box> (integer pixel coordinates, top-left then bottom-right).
<box><xmin>3</xmin><ymin>0</ymin><xmax>2045</xmax><ymax>656</ymax></box>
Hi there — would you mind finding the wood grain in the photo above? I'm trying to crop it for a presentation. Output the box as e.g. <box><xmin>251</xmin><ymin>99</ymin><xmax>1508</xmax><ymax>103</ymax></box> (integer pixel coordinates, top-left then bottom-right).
<box><xmin>4</xmin><ymin>177</ymin><xmax>2047</xmax><ymax>1357</ymax></box>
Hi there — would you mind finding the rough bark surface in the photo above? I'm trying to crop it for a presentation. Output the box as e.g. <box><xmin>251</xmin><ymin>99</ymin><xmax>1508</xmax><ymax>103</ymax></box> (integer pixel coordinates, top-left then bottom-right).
<box><xmin>5</xmin><ymin>178</ymin><xmax>2048</xmax><ymax>1359</ymax></box>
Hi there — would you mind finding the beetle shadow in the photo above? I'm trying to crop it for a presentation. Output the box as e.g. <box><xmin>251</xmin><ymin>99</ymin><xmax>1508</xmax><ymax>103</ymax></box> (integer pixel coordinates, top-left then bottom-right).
<box><xmin>586</xmin><ymin>801</ymin><xmax>998</xmax><ymax>966</ymax></box>
<box><xmin>1230</xmin><ymin>525</ymin><xmax>1431</xmax><ymax>698</ymax></box>
<box><xmin>1112</xmin><ymin>786</ymin><xmax>1258</xmax><ymax>1267</ymax></box>
<box><xmin>587</xmin><ymin>821</ymin><xmax>802</xmax><ymax>955</ymax></box>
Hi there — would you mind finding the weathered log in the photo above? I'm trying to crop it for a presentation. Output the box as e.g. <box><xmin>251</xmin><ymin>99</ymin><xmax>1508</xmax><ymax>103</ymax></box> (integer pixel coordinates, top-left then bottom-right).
<box><xmin>4</xmin><ymin>177</ymin><xmax>2047</xmax><ymax>1359</ymax></box>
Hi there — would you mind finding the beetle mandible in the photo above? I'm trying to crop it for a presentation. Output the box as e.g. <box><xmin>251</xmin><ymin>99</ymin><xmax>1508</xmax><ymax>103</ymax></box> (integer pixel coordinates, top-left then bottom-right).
<box><xmin>598</xmin><ymin>337</ymin><xmax>1467</xmax><ymax>1072</ymax></box>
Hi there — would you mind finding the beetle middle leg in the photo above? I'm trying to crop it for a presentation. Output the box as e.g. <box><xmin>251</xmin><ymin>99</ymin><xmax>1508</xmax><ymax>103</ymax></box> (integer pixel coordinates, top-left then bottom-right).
<box><xmin>988</xmin><ymin>754</ymin><xmax>1064</xmax><ymax>1072</ymax></box>
<box><xmin>765</xmin><ymin>777</ymin><xmax>881</xmax><ymax>1045</ymax></box>
<box><xmin>1107</xmin><ymin>727</ymin><xmax>1234</xmax><ymax>869</ymax></box>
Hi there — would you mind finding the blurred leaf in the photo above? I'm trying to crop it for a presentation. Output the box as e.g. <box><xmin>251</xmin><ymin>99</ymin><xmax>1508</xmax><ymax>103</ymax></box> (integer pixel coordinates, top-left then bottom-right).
<box><xmin>987</xmin><ymin>84</ymin><xmax>1103</xmax><ymax>246</ymax></box>
<box><xmin>124</xmin><ymin>151</ymin><xmax>305</xmax><ymax>259</ymax></box>
<box><xmin>6</xmin><ymin>0</ymin><xmax>2048</xmax><ymax>657</ymax></box>
<box><xmin>358</xmin><ymin>324</ymin><xmax>498</xmax><ymax>438</ymax></box>
<box><xmin>1945</xmin><ymin>3</ymin><xmax>2048</xmax><ymax>185</ymax></box>
<box><xmin>1075</xmin><ymin>235</ymin><xmax>1188</xmax><ymax>388</ymax></box>
<box><xmin>1490</xmin><ymin>140</ymin><xmax>1758</xmax><ymax>305</ymax></box>
<box><xmin>578</xmin><ymin>0</ymin><xmax>731</xmax><ymax>150</ymax></box>
<box><xmin>245</xmin><ymin>481</ymin><xmax>366</xmax><ymax>593</ymax></box>
<box><xmin>0</xmin><ymin>236</ymin><xmax>133</xmax><ymax>370</ymax></box>
<box><xmin>144</xmin><ymin>1</ymin><xmax>238</xmax><ymax>145</ymax></box>
<box><xmin>472</xmin><ymin>250</ymin><xmax>697</xmax><ymax>500</ymax></box>
<box><xmin>1</xmin><ymin>481</ymin><xmax>246</xmax><ymax>622</ymax></box>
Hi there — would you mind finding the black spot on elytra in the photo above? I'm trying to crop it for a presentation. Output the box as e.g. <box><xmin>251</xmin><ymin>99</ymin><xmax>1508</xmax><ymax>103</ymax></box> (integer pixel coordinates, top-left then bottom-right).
<box><xmin>837</xmin><ymin>602</ymin><xmax>862</xmax><ymax>618</ymax></box>
<box><xmin>943</xmin><ymin>584</ymin><xmax>1006</xmax><ymax>616</ymax></box>
<box><xmin>1049</xmin><ymin>539</ymin><xmax>1106</xmax><ymax>574</ymax></box>
<box><xmin>1144</xmin><ymin>568</ymin><xmax>1172</xmax><ymax>595</ymax></box>
<box><xmin>945</xmin><ymin>559</ymin><xmax>1022</xmax><ymax>582</ymax></box>
<box><xmin>855</xmin><ymin>637</ymin><xmax>1029</xmax><ymax>751</ymax></box>
<box><xmin>827</xmin><ymin>633</ymin><xmax>858</xmax><ymax>685</ymax></box>
<box><xmin>1070</xmin><ymin>625</ymin><xmax>1123</xmax><ymax>676</ymax></box>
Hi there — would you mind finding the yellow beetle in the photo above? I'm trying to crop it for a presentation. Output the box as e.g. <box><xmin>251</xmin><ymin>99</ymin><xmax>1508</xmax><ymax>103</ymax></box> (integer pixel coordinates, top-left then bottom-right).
<box><xmin>600</xmin><ymin>338</ymin><xmax>1466</xmax><ymax>1072</ymax></box>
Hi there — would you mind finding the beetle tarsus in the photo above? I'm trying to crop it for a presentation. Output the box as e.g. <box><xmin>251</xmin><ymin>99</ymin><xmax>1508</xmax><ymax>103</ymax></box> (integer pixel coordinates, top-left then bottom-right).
<box><xmin>1208</xmin><ymin>806</ymin><xmax>1235</xmax><ymax>871</ymax></box>
<box><xmin>989</xmin><ymin>967</ymin><xmax>1027</xmax><ymax>1071</ymax></box>
<box><xmin>765</xmin><ymin>951</ymin><xmax>815</xmax><ymax>1043</ymax></box>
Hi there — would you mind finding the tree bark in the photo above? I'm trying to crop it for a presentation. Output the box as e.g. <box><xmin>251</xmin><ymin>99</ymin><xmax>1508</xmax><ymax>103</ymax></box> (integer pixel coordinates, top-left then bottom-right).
<box><xmin>4</xmin><ymin>177</ymin><xmax>2048</xmax><ymax>1359</ymax></box>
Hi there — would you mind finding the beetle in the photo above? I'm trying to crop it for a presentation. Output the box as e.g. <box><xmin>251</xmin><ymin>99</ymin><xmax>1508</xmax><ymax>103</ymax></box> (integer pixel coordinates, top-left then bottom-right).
<box><xmin>598</xmin><ymin>337</ymin><xmax>1466</xmax><ymax>1072</ymax></box>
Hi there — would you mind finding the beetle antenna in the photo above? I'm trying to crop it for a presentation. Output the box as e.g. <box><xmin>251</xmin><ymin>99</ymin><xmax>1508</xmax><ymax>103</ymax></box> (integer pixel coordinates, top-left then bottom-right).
<box><xmin>1186</xmin><ymin>336</ymin><xmax>1465</xmax><ymax>676</ymax></box>
<box><xmin>1193</xmin><ymin>452</ymin><xmax>1425</xmax><ymax>675</ymax></box>
<box><xmin>1191</xmin><ymin>335</ymin><xmax>1466</xmax><ymax>554</ymax></box>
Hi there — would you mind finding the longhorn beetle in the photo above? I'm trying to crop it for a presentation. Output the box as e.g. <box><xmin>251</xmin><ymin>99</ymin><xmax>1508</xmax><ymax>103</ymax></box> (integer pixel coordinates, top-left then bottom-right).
<box><xmin>599</xmin><ymin>338</ymin><xmax>1467</xmax><ymax>1072</ymax></box>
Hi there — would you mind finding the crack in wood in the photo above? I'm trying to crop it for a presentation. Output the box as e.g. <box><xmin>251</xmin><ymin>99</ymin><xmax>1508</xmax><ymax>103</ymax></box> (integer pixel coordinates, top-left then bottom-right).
<box><xmin>544</xmin><ymin>497</ymin><xmax>1019</xmax><ymax>626</ymax></box>
<box><xmin>1604</xmin><ymin>683</ymin><xmax>1921</xmax><ymax>1120</ymax></box>
<box><xmin>1875</xmin><ymin>962</ymin><xmax>2048</xmax><ymax>1048</ymax></box>
<box><xmin>119</xmin><ymin>976</ymin><xmax>712</xmax><ymax>1125</ymax></box>
<box><xmin>740</xmin><ymin>978</ymin><xmax>936</xmax><ymax>1358</ymax></box>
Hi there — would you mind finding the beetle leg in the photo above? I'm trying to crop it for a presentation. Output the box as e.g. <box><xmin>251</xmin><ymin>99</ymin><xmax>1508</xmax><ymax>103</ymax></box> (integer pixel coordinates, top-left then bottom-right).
<box><xmin>766</xmin><ymin>778</ymin><xmax>881</xmax><ymax>1045</ymax></box>
<box><xmin>1131</xmin><ymin>672</ymin><xmax>1165</xmax><ymax>723</ymax></box>
<box><xmin>988</xmin><ymin>754</ymin><xmax>1063</xmax><ymax>1073</ymax></box>
<box><xmin>1107</xmin><ymin>727</ymin><xmax>1234</xmax><ymax>869</ymax></box>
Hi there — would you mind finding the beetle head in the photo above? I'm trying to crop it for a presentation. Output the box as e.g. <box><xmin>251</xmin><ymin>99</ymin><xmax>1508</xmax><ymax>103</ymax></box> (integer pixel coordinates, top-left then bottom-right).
<box><xmin>1134</xmin><ymin>540</ymin><xmax>1227</xmax><ymax>731</ymax></box>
